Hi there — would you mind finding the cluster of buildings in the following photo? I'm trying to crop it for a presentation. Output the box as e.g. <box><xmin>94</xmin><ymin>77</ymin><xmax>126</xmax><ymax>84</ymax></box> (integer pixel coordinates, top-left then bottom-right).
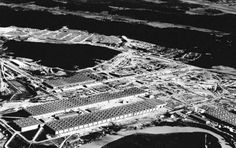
<box><xmin>9</xmin><ymin>86</ymin><xmax>167</xmax><ymax>139</ymax></box>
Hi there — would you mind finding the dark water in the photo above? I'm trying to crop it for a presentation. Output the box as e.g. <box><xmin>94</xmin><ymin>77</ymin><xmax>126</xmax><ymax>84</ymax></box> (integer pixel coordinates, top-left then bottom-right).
<box><xmin>1</xmin><ymin>0</ymin><xmax>236</xmax><ymax>68</ymax></box>
<box><xmin>103</xmin><ymin>132</ymin><xmax>222</xmax><ymax>148</ymax></box>
<box><xmin>5</xmin><ymin>41</ymin><xmax>120</xmax><ymax>70</ymax></box>
<box><xmin>1</xmin><ymin>0</ymin><xmax>236</xmax><ymax>33</ymax></box>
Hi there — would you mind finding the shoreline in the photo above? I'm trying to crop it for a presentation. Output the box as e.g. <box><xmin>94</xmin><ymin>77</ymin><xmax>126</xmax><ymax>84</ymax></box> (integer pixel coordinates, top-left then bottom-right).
<box><xmin>80</xmin><ymin>121</ymin><xmax>235</xmax><ymax>148</ymax></box>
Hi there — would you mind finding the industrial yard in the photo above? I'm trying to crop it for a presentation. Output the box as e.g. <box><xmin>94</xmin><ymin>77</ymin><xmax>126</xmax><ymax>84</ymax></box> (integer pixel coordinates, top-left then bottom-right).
<box><xmin>0</xmin><ymin>26</ymin><xmax>236</xmax><ymax>148</ymax></box>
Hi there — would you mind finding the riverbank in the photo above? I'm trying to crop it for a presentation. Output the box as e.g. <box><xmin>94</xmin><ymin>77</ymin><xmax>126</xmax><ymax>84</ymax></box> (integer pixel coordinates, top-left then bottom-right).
<box><xmin>80</xmin><ymin>121</ymin><xmax>235</xmax><ymax>148</ymax></box>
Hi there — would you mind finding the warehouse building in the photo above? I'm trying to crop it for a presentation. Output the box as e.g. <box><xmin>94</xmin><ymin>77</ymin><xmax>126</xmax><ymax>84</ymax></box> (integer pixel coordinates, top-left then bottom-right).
<box><xmin>45</xmin><ymin>99</ymin><xmax>166</xmax><ymax>135</ymax></box>
<box><xmin>44</xmin><ymin>69</ymin><xmax>94</xmax><ymax>89</ymax></box>
<box><xmin>24</xmin><ymin>87</ymin><xmax>147</xmax><ymax>118</ymax></box>
<box><xmin>201</xmin><ymin>105</ymin><xmax>236</xmax><ymax>127</ymax></box>
<box><xmin>13</xmin><ymin>117</ymin><xmax>42</xmax><ymax>132</ymax></box>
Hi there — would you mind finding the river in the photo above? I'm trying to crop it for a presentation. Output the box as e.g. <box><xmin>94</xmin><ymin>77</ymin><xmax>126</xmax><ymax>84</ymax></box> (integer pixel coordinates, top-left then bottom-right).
<box><xmin>81</xmin><ymin>126</ymin><xmax>232</xmax><ymax>148</ymax></box>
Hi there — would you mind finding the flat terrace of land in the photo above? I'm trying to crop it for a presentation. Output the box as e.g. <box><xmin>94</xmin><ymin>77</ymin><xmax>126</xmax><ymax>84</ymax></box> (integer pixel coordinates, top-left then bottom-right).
<box><xmin>23</xmin><ymin>87</ymin><xmax>146</xmax><ymax>117</ymax></box>
<box><xmin>0</xmin><ymin>26</ymin><xmax>123</xmax><ymax>50</ymax></box>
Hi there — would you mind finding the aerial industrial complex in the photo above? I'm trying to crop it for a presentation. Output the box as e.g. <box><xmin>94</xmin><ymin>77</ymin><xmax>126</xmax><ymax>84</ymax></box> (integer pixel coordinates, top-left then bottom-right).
<box><xmin>0</xmin><ymin>26</ymin><xmax>236</xmax><ymax>148</ymax></box>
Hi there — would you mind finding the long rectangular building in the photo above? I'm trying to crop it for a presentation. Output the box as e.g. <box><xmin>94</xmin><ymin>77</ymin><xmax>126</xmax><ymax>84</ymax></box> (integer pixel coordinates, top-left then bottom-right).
<box><xmin>24</xmin><ymin>87</ymin><xmax>146</xmax><ymax>118</ymax></box>
<box><xmin>202</xmin><ymin>105</ymin><xmax>236</xmax><ymax>127</ymax></box>
<box><xmin>45</xmin><ymin>99</ymin><xmax>166</xmax><ymax>135</ymax></box>
<box><xmin>44</xmin><ymin>69</ymin><xmax>94</xmax><ymax>89</ymax></box>
<box><xmin>13</xmin><ymin>117</ymin><xmax>42</xmax><ymax>132</ymax></box>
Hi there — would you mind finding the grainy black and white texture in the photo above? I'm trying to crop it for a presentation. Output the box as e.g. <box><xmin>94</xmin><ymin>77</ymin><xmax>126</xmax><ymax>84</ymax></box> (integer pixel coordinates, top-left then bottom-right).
<box><xmin>0</xmin><ymin>0</ymin><xmax>236</xmax><ymax>148</ymax></box>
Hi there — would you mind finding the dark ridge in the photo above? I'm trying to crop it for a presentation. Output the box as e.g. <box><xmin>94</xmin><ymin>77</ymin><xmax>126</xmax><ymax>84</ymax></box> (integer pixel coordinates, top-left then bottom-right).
<box><xmin>1</xmin><ymin>0</ymin><xmax>64</xmax><ymax>7</ymax></box>
<box><xmin>1</xmin><ymin>1</ymin><xmax>236</xmax><ymax>33</ymax></box>
<box><xmin>0</xmin><ymin>5</ymin><xmax>234</xmax><ymax>45</ymax></box>
<box><xmin>110</xmin><ymin>9</ymin><xmax>236</xmax><ymax>34</ymax></box>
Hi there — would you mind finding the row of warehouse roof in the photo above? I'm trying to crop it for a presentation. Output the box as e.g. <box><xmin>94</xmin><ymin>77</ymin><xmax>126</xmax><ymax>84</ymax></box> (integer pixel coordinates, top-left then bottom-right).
<box><xmin>24</xmin><ymin>87</ymin><xmax>146</xmax><ymax>117</ymax></box>
<box><xmin>46</xmin><ymin>98</ymin><xmax>165</xmax><ymax>135</ymax></box>
<box><xmin>44</xmin><ymin>69</ymin><xmax>94</xmax><ymax>88</ymax></box>
<box><xmin>201</xmin><ymin>105</ymin><xmax>236</xmax><ymax>127</ymax></box>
